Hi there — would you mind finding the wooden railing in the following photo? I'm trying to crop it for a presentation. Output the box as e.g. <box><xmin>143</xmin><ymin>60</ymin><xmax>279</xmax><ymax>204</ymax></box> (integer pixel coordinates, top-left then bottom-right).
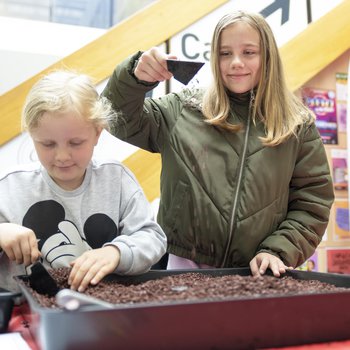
<box><xmin>0</xmin><ymin>0</ymin><xmax>229</xmax><ymax>146</ymax></box>
<box><xmin>281</xmin><ymin>0</ymin><xmax>350</xmax><ymax>92</ymax></box>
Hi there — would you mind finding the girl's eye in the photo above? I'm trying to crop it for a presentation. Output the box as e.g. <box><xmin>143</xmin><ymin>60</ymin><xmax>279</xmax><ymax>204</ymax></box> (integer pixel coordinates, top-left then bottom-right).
<box><xmin>70</xmin><ymin>141</ymin><xmax>83</xmax><ymax>146</ymax></box>
<box><xmin>219</xmin><ymin>51</ymin><xmax>230</xmax><ymax>56</ymax></box>
<box><xmin>244</xmin><ymin>50</ymin><xmax>259</xmax><ymax>56</ymax></box>
<box><xmin>42</xmin><ymin>143</ymin><xmax>55</xmax><ymax>148</ymax></box>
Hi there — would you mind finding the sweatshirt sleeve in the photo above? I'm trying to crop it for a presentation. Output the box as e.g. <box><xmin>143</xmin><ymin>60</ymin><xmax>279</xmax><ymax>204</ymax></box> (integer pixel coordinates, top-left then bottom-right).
<box><xmin>257</xmin><ymin>122</ymin><xmax>334</xmax><ymax>267</ymax></box>
<box><xmin>103</xmin><ymin>167</ymin><xmax>167</xmax><ymax>275</ymax></box>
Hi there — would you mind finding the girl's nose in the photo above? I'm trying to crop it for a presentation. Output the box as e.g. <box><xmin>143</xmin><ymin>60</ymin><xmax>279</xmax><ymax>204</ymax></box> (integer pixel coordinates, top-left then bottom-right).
<box><xmin>231</xmin><ymin>55</ymin><xmax>244</xmax><ymax>67</ymax></box>
<box><xmin>55</xmin><ymin>148</ymin><xmax>71</xmax><ymax>162</ymax></box>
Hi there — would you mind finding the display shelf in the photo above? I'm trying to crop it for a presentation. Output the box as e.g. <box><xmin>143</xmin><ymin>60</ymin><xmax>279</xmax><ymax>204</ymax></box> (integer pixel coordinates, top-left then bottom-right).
<box><xmin>301</xmin><ymin>49</ymin><xmax>350</xmax><ymax>273</ymax></box>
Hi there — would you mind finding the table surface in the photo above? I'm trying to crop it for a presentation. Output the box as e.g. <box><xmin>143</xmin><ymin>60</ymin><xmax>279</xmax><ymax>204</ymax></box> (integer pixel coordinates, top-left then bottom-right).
<box><xmin>8</xmin><ymin>305</ymin><xmax>39</xmax><ymax>350</ymax></box>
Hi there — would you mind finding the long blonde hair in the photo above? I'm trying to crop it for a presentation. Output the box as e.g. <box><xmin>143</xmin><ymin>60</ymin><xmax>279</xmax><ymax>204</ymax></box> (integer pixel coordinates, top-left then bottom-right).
<box><xmin>22</xmin><ymin>70</ymin><xmax>114</xmax><ymax>132</ymax></box>
<box><xmin>202</xmin><ymin>11</ymin><xmax>313</xmax><ymax>146</ymax></box>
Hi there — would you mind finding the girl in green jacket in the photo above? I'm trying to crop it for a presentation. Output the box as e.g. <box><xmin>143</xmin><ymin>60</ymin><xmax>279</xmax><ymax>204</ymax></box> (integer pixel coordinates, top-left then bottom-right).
<box><xmin>102</xmin><ymin>10</ymin><xmax>334</xmax><ymax>278</ymax></box>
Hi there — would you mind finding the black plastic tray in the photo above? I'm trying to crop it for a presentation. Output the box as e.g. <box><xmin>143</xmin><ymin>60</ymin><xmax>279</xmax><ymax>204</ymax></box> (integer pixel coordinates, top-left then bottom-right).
<box><xmin>15</xmin><ymin>268</ymin><xmax>350</xmax><ymax>350</ymax></box>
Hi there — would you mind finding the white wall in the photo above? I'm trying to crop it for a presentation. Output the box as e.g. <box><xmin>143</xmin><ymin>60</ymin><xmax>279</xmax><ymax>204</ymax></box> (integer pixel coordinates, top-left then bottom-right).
<box><xmin>0</xmin><ymin>16</ymin><xmax>106</xmax><ymax>94</ymax></box>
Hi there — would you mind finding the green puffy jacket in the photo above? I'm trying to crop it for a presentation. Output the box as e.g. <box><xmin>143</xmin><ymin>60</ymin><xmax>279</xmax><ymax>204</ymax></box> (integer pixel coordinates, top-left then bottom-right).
<box><xmin>103</xmin><ymin>52</ymin><xmax>334</xmax><ymax>268</ymax></box>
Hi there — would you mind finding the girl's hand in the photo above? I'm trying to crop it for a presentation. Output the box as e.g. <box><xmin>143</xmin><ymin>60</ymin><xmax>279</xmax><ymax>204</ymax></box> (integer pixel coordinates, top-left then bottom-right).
<box><xmin>0</xmin><ymin>223</ymin><xmax>41</xmax><ymax>266</ymax></box>
<box><xmin>134</xmin><ymin>47</ymin><xmax>177</xmax><ymax>83</ymax></box>
<box><xmin>68</xmin><ymin>245</ymin><xmax>121</xmax><ymax>292</ymax></box>
<box><xmin>250</xmin><ymin>252</ymin><xmax>293</xmax><ymax>278</ymax></box>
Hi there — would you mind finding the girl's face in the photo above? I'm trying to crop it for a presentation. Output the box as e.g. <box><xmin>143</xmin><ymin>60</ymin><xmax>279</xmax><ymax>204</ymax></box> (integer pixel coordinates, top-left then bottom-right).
<box><xmin>219</xmin><ymin>21</ymin><xmax>261</xmax><ymax>94</ymax></box>
<box><xmin>30</xmin><ymin>111</ymin><xmax>102</xmax><ymax>190</ymax></box>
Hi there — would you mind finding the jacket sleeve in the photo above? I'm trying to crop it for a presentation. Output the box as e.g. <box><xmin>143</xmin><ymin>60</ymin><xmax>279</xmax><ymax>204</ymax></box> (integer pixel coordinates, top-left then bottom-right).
<box><xmin>102</xmin><ymin>51</ymin><xmax>182</xmax><ymax>153</ymax></box>
<box><xmin>258</xmin><ymin>123</ymin><xmax>334</xmax><ymax>267</ymax></box>
<box><xmin>104</xmin><ymin>167</ymin><xmax>167</xmax><ymax>275</ymax></box>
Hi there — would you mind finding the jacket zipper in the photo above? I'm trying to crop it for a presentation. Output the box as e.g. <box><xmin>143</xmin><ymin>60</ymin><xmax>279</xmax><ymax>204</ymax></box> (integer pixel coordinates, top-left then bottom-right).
<box><xmin>220</xmin><ymin>95</ymin><xmax>253</xmax><ymax>267</ymax></box>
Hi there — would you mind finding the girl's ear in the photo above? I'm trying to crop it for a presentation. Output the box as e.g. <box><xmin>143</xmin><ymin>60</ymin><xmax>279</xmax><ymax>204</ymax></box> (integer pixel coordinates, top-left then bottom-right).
<box><xmin>95</xmin><ymin>127</ymin><xmax>103</xmax><ymax>145</ymax></box>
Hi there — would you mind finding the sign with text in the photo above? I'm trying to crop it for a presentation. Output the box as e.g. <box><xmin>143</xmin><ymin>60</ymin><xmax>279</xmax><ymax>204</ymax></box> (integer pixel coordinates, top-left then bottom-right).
<box><xmin>168</xmin><ymin>0</ymin><xmax>342</xmax><ymax>92</ymax></box>
<box><xmin>327</xmin><ymin>248</ymin><xmax>350</xmax><ymax>274</ymax></box>
<box><xmin>169</xmin><ymin>0</ymin><xmax>308</xmax><ymax>91</ymax></box>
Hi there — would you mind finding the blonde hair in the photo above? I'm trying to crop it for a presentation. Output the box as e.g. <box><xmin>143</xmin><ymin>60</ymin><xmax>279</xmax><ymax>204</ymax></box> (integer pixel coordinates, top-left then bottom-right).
<box><xmin>22</xmin><ymin>70</ymin><xmax>114</xmax><ymax>132</ymax></box>
<box><xmin>202</xmin><ymin>10</ymin><xmax>313</xmax><ymax>146</ymax></box>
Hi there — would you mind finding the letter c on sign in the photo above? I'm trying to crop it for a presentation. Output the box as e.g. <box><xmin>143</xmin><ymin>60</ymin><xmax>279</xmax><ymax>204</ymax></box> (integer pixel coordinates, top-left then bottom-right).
<box><xmin>182</xmin><ymin>33</ymin><xmax>200</xmax><ymax>60</ymax></box>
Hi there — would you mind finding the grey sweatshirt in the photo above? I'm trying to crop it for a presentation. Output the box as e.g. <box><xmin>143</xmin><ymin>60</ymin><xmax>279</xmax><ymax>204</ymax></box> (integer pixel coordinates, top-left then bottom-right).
<box><xmin>0</xmin><ymin>159</ymin><xmax>166</xmax><ymax>292</ymax></box>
